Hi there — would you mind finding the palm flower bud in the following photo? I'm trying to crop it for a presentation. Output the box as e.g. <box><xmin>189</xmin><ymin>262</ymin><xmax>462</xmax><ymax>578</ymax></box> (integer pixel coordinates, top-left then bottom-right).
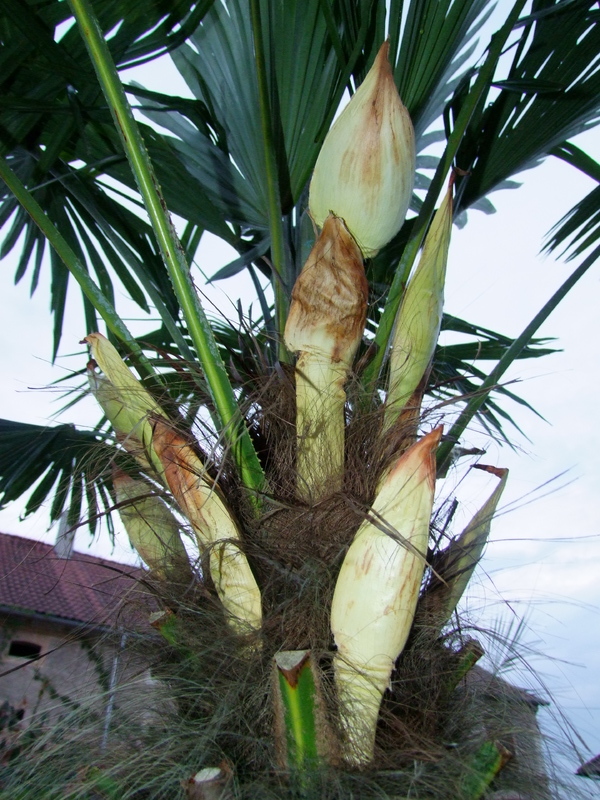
<box><xmin>152</xmin><ymin>418</ymin><xmax>262</xmax><ymax>633</ymax></box>
<box><xmin>309</xmin><ymin>41</ymin><xmax>415</xmax><ymax>258</ymax></box>
<box><xmin>330</xmin><ymin>426</ymin><xmax>442</xmax><ymax>764</ymax></box>
<box><xmin>385</xmin><ymin>181</ymin><xmax>453</xmax><ymax>427</ymax></box>
<box><xmin>284</xmin><ymin>214</ymin><xmax>368</xmax><ymax>500</ymax></box>
<box><xmin>113</xmin><ymin>467</ymin><xmax>193</xmax><ymax>583</ymax></box>
<box><xmin>85</xmin><ymin>333</ymin><xmax>167</xmax><ymax>476</ymax></box>
<box><xmin>89</xmin><ymin>371</ymin><xmax>153</xmax><ymax>474</ymax></box>
<box><xmin>419</xmin><ymin>466</ymin><xmax>508</xmax><ymax>631</ymax></box>
<box><xmin>85</xmin><ymin>335</ymin><xmax>260</xmax><ymax>632</ymax></box>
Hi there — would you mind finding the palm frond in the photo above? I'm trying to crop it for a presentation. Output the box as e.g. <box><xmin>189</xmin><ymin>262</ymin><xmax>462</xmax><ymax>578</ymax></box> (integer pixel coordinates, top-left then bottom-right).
<box><xmin>0</xmin><ymin>418</ymin><xmax>115</xmax><ymax>535</ymax></box>
<box><xmin>0</xmin><ymin>157</ymin><xmax>157</xmax><ymax>353</ymax></box>
<box><xmin>393</xmin><ymin>0</ymin><xmax>495</xmax><ymax>141</ymax></box>
<box><xmin>544</xmin><ymin>145</ymin><xmax>600</xmax><ymax>261</ymax></box>
<box><xmin>0</xmin><ymin>0</ymin><xmax>217</xmax><ymax>351</ymax></box>
<box><xmin>544</xmin><ymin>183</ymin><xmax>600</xmax><ymax>261</ymax></box>
<box><xmin>455</xmin><ymin>0</ymin><xmax>600</xmax><ymax>216</ymax></box>
<box><xmin>429</xmin><ymin>313</ymin><xmax>557</xmax><ymax>441</ymax></box>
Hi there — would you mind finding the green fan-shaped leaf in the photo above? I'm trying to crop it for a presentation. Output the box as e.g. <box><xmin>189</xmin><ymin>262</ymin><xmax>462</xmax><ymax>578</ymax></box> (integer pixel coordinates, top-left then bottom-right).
<box><xmin>0</xmin><ymin>419</ymin><xmax>116</xmax><ymax>535</ymax></box>
<box><xmin>0</xmin><ymin>0</ymin><xmax>217</xmax><ymax>351</ymax></box>
<box><xmin>156</xmin><ymin>0</ymin><xmax>376</xmax><ymax>222</ymax></box>
<box><xmin>393</xmin><ymin>0</ymin><xmax>495</xmax><ymax>140</ymax></box>
<box><xmin>456</xmin><ymin>0</ymin><xmax>600</xmax><ymax>215</ymax></box>
<box><xmin>545</xmin><ymin>184</ymin><xmax>600</xmax><ymax>261</ymax></box>
<box><xmin>431</xmin><ymin>314</ymin><xmax>557</xmax><ymax>441</ymax></box>
<box><xmin>545</xmin><ymin>146</ymin><xmax>600</xmax><ymax>261</ymax></box>
<box><xmin>0</xmin><ymin>149</ymin><xmax>178</xmax><ymax>356</ymax></box>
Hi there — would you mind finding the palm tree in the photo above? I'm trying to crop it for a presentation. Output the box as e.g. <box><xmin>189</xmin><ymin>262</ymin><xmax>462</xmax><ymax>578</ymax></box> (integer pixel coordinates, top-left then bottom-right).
<box><xmin>0</xmin><ymin>0</ymin><xmax>599</xmax><ymax>797</ymax></box>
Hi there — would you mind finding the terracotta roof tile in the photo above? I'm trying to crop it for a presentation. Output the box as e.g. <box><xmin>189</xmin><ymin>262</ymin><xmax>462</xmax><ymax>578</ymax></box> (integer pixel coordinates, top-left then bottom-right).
<box><xmin>577</xmin><ymin>753</ymin><xmax>600</xmax><ymax>777</ymax></box>
<box><xmin>0</xmin><ymin>532</ymin><xmax>150</xmax><ymax>628</ymax></box>
<box><xmin>464</xmin><ymin>664</ymin><xmax>549</xmax><ymax>708</ymax></box>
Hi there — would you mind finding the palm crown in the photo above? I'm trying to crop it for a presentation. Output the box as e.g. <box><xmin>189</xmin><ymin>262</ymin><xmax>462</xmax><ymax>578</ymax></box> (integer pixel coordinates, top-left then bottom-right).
<box><xmin>0</xmin><ymin>0</ymin><xmax>599</xmax><ymax>797</ymax></box>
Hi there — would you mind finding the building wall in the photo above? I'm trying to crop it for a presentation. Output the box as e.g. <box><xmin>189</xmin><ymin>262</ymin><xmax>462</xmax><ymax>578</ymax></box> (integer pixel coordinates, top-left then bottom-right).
<box><xmin>0</xmin><ymin>614</ymin><xmax>172</xmax><ymax>793</ymax></box>
<box><xmin>0</xmin><ymin>617</ymin><xmax>114</xmax><ymax>729</ymax></box>
<box><xmin>450</xmin><ymin>671</ymin><xmax>553</xmax><ymax>800</ymax></box>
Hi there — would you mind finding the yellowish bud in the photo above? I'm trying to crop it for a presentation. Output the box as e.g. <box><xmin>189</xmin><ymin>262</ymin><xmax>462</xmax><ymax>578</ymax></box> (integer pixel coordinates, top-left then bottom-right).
<box><xmin>385</xmin><ymin>181</ymin><xmax>453</xmax><ymax>426</ymax></box>
<box><xmin>284</xmin><ymin>215</ymin><xmax>368</xmax><ymax>499</ymax></box>
<box><xmin>85</xmin><ymin>335</ymin><xmax>261</xmax><ymax>632</ymax></box>
<box><xmin>84</xmin><ymin>333</ymin><xmax>165</xmax><ymax>425</ymax></box>
<box><xmin>309</xmin><ymin>41</ymin><xmax>415</xmax><ymax>258</ymax></box>
<box><xmin>88</xmin><ymin>371</ymin><xmax>153</xmax><ymax>473</ymax></box>
<box><xmin>85</xmin><ymin>333</ymin><xmax>167</xmax><ymax>477</ymax></box>
<box><xmin>330</xmin><ymin>426</ymin><xmax>442</xmax><ymax>764</ymax></box>
<box><xmin>152</xmin><ymin>418</ymin><xmax>262</xmax><ymax>633</ymax></box>
<box><xmin>113</xmin><ymin>467</ymin><xmax>192</xmax><ymax>583</ymax></box>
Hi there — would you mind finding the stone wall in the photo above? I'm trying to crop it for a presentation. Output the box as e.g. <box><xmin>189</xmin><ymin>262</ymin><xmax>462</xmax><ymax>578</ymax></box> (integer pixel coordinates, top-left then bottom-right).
<box><xmin>0</xmin><ymin>615</ymin><xmax>152</xmax><ymax>738</ymax></box>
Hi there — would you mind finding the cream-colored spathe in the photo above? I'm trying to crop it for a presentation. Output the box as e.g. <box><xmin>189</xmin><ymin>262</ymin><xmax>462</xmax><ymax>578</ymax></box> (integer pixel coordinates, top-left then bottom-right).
<box><xmin>385</xmin><ymin>181</ymin><xmax>453</xmax><ymax>425</ymax></box>
<box><xmin>330</xmin><ymin>426</ymin><xmax>442</xmax><ymax>763</ymax></box>
<box><xmin>113</xmin><ymin>469</ymin><xmax>191</xmax><ymax>581</ymax></box>
<box><xmin>86</xmin><ymin>333</ymin><xmax>168</xmax><ymax>475</ymax></box>
<box><xmin>309</xmin><ymin>42</ymin><xmax>415</xmax><ymax>258</ymax></box>
<box><xmin>152</xmin><ymin>419</ymin><xmax>263</xmax><ymax>633</ymax></box>
<box><xmin>85</xmin><ymin>333</ymin><xmax>261</xmax><ymax>633</ymax></box>
<box><xmin>284</xmin><ymin>214</ymin><xmax>367</xmax><ymax>500</ymax></box>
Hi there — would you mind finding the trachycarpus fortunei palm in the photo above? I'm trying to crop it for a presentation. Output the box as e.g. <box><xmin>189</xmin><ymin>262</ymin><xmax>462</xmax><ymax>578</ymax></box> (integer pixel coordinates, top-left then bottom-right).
<box><xmin>85</xmin><ymin>41</ymin><xmax>507</xmax><ymax>775</ymax></box>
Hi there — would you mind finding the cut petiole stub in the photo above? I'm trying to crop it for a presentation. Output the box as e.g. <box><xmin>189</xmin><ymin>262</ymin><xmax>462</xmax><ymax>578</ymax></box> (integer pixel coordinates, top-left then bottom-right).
<box><xmin>183</xmin><ymin>765</ymin><xmax>234</xmax><ymax>800</ymax></box>
<box><xmin>273</xmin><ymin>650</ymin><xmax>326</xmax><ymax>774</ymax></box>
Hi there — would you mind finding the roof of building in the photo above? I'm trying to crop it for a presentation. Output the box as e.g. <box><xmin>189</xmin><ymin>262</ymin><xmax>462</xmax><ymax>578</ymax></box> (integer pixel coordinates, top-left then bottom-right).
<box><xmin>466</xmin><ymin>664</ymin><xmax>549</xmax><ymax>709</ymax></box>
<box><xmin>0</xmin><ymin>532</ymin><xmax>150</xmax><ymax>630</ymax></box>
<box><xmin>577</xmin><ymin>753</ymin><xmax>600</xmax><ymax>778</ymax></box>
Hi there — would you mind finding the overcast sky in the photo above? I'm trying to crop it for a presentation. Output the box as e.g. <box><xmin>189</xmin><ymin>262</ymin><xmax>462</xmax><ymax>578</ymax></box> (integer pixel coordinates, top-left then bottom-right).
<box><xmin>0</xmin><ymin>12</ymin><xmax>599</xmax><ymax>789</ymax></box>
<box><xmin>441</xmin><ymin>130</ymin><xmax>600</xmax><ymax>786</ymax></box>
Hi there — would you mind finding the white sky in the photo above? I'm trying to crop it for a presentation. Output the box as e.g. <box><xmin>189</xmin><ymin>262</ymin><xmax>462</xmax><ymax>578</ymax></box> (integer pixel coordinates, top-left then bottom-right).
<box><xmin>0</xmin><ymin>8</ymin><xmax>599</xmax><ymax>789</ymax></box>
<box><xmin>441</xmin><ymin>129</ymin><xmax>600</xmax><ymax>786</ymax></box>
